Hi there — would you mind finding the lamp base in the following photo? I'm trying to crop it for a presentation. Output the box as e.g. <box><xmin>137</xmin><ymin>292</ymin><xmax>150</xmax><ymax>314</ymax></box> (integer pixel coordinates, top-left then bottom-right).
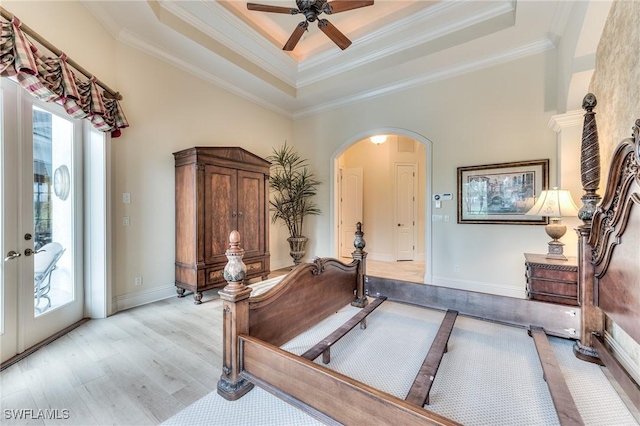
<box><xmin>545</xmin><ymin>218</ymin><xmax>568</xmax><ymax>260</ymax></box>
<box><xmin>546</xmin><ymin>240</ymin><xmax>567</xmax><ymax>260</ymax></box>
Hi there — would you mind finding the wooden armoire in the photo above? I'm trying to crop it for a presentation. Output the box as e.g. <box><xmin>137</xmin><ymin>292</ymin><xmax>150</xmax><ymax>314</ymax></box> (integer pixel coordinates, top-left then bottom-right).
<box><xmin>173</xmin><ymin>147</ymin><xmax>270</xmax><ymax>304</ymax></box>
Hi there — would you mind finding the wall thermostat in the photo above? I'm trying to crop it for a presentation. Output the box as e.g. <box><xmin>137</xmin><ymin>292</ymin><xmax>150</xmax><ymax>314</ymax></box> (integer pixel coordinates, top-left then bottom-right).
<box><xmin>433</xmin><ymin>193</ymin><xmax>453</xmax><ymax>201</ymax></box>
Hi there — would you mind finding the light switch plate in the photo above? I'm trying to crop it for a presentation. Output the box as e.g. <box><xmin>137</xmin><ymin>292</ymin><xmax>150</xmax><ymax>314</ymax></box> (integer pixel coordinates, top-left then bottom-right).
<box><xmin>123</xmin><ymin>193</ymin><xmax>131</xmax><ymax>204</ymax></box>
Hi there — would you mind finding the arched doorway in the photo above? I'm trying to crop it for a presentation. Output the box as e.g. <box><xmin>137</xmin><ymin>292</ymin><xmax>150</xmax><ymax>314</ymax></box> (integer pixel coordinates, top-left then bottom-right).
<box><xmin>330</xmin><ymin>128</ymin><xmax>433</xmax><ymax>284</ymax></box>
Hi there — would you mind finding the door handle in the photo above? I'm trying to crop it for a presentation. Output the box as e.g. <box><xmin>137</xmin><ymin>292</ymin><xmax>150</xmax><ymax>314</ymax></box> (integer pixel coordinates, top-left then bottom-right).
<box><xmin>24</xmin><ymin>248</ymin><xmax>45</xmax><ymax>257</ymax></box>
<box><xmin>398</xmin><ymin>223</ymin><xmax>403</xmax><ymax>227</ymax></box>
<box><xmin>4</xmin><ymin>250</ymin><xmax>21</xmax><ymax>261</ymax></box>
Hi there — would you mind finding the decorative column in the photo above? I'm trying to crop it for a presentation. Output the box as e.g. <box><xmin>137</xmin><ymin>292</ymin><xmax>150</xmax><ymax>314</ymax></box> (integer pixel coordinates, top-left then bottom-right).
<box><xmin>217</xmin><ymin>231</ymin><xmax>254</xmax><ymax>400</ymax></box>
<box><xmin>573</xmin><ymin>93</ymin><xmax>604</xmax><ymax>364</ymax></box>
<box><xmin>351</xmin><ymin>222</ymin><xmax>369</xmax><ymax>308</ymax></box>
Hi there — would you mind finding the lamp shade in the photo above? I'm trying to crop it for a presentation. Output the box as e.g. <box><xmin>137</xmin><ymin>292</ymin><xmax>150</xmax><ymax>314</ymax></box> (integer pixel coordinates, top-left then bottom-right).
<box><xmin>525</xmin><ymin>188</ymin><xmax>579</xmax><ymax>217</ymax></box>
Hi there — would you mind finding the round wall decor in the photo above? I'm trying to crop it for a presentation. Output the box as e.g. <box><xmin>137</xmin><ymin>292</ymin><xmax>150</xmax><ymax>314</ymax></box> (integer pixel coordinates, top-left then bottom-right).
<box><xmin>53</xmin><ymin>165</ymin><xmax>70</xmax><ymax>200</ymax></box>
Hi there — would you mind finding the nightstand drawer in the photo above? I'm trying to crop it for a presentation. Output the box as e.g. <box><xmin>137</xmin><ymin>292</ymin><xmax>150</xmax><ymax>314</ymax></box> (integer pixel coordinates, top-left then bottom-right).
<box><xmin>528</xmin><ymin>278</ymin><xmax>578</xmax><ymax>306</ymax></box>
<box><xmin>524</xmin><ymin>253</ymin><xmax>578</xmax><ymax>306</ymax></box>
<box><xmin>528</xmin><ymin>266</ymin><xmax>577</xmax><ymax>282</ymax></box>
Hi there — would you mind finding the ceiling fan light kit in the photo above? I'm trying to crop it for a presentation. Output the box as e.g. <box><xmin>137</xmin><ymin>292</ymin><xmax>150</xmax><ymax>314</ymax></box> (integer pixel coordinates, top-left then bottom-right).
<box><xmin>247</xmin><ymin>0</ymin><xmax>374</xmax><ymax>51</ymax></box>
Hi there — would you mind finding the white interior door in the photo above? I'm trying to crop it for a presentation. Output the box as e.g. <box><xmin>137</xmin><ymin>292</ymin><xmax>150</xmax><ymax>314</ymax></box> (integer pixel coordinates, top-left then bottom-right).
<box><xmin>395</xmin><ymin>164</ymin><xmax>416</xmax><ymax>261</ymax></box>
<box><xmin>339</xmin><ymin>167</ymin><xmax>363</xmax><ymax>258</ymax></box>
<box><xmin>1</xmin><ymin>80</ymin><xmax>83</xmax><ymax>364</ymax></box>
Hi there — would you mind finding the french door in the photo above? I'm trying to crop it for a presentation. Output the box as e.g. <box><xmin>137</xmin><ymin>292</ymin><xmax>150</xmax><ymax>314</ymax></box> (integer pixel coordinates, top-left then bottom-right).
<box><xmin>1</xmin><ymin>79</ymin><xmax>83</xmax><ymax>363</ymax></box>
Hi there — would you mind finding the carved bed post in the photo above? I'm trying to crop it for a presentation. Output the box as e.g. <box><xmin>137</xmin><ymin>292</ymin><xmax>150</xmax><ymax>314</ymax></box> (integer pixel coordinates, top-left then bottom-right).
<box><xmin>573</xmin><ymin>93</ymin><xmax>604</xmax><ymax>364</ymax></box>
<box><xmin>217</xmin><ymin>231</ymin><xmax>254</xmax><ymax>400</ymax></box>
<box><xmin>351</xmin><ymin>222</ymin><xmax>369</xmax><ymax>308</ymax></box>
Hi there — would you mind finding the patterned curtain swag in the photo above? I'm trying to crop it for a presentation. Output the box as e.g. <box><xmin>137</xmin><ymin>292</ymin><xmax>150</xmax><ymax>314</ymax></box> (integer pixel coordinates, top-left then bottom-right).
<box><xmin>0</xmin><ymin>15</ymin><xmax>128</xmax><ymax>137</ymax></box>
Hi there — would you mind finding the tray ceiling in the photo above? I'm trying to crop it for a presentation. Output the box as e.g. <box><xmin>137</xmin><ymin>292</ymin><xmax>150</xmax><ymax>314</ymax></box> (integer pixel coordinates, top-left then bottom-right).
<box><xmin>82</xmin><ymin>0</ymin><xmax>569</xmax><ymax>118</ymax></box>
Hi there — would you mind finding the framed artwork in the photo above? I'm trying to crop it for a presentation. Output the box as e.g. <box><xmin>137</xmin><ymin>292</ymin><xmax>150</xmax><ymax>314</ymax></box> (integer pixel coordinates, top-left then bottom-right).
<box><xmin>457</xmin><ymin>159</ymin><xmax>549</xmax><ymax>225</ymax></box>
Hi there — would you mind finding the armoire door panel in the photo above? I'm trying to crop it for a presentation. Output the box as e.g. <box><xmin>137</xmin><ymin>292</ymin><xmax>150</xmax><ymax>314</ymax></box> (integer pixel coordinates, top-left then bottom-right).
<box><xmin>205</xmin><ymin>165</ymin><xmax>237</xmax><ymax>264</ymax></box>
<box><xmin>175</xmin><ymin>165</ymin><xmax>197</xmax><ymax>265</ymax></box>
<box><xmin>174</xmin><ymin>147</ymin><xmax>270</xmax><ymax>304</ymax></box>
<box><xmin>238</xmin><ymin>170</ymin><xmax>264</xmax><ymax>257</ymax></box>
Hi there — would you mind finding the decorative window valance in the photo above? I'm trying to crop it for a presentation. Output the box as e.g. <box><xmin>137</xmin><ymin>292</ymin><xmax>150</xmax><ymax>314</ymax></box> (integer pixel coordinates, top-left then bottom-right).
<box><xmin>0</xmin><ymin>14</ymin><xmax>128</xmax><ymax>137</ymax></box>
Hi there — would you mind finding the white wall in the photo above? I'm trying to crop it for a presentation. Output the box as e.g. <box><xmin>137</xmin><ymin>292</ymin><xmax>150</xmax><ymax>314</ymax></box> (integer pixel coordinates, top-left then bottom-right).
<box><xmin>6</xmin><ymin>1</ymin><xmax>294</xmax><ymax>308</ymax></box>
<box><xmin>293</xmin><ymin>53</ymin><xmax>560</xmax><ymax>298</ymax></box>
<box><xmin>6</xmin><ymin>1</ymin><xmax>585</xmax><ymax>304</ymax></box>
<box><xmin>111</xmin><ymin>43</ymin><xmax>292</xmax><ymax>304</ymax></box>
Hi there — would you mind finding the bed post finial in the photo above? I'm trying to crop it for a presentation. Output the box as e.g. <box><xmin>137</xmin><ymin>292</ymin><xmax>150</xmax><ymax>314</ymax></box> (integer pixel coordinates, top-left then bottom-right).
<box><xmin>217</xmin><ymin>231</ymin><xmax>254</xmax><ymax>400</ymax></box>
<box><xmin>351</xmin><ymin>222</ymin><xmax>369</xmax><ymax>308</ymax></box>
<box><xmin>573</xmin><ymin>94</ymin><xmax>604</xmax><ymax>365</ymax></box>
<box><xmin>578</xmin><ymin>93</ymin><xmax>602</xmax><ymax>225</ymax></box>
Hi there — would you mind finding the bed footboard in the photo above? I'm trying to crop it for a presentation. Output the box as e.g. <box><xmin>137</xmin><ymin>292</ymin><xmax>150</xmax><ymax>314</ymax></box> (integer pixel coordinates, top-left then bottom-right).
<box><xmin>239</xmin><ymin>335</ymin><xmax>460</xmax><ymax>426</ymax></box>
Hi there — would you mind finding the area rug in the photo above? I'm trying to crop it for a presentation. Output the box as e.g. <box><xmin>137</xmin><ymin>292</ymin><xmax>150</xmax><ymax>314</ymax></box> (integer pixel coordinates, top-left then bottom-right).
<box><xmin>164</xmin><ymin>301</ymin><xmax>638</xmax><ymax>426</ymax></box>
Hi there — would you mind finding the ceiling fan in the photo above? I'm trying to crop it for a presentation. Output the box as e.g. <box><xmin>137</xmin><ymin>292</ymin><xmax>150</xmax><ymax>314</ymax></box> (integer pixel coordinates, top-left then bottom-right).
<box><xmin>247</xmin><ymin>0</ymin><xmax>374</xmax><ymax>51</ymax></box>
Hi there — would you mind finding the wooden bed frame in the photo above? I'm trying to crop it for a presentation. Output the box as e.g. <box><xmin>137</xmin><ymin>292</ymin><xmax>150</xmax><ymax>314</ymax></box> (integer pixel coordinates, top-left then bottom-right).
<box><xmin>216</xmin><ymin>97</ymin><xmax>640</xmax><ymax>423</ymax></box>
<box><xmin>573</xmin><ymin>94</ymin><xmax>640</xmax><ymax>410</ymax></box>
<box><xmin>216</xmin><ymin>224</ymin><xmax>460</xmax><ymax>425</ymax></box>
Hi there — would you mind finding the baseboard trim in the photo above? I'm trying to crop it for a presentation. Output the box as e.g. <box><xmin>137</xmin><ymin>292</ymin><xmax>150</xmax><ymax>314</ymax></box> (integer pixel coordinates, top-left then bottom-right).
<box><xmin>113</xmin><ymin>284</ymin><xmax>176</xmax><ymax>313</ymax></box>
<box><xmin>1</xmin><ymin>318</ymin><xmax>90</xmax><ymax>371</ymax></box>
<box><xmin>365</xmin><ymin>276</ymin><xmax>580</xmax><ymax>339</ymax></box>
<box><xmin>605</xmin><ymin>331</ymin><xmax>640</xmax><ymax>385</ymax></box>
<box><xmin>431</xmin><ymin>275</ymin><xmax>526</xmax><ymax>299</ymax></box>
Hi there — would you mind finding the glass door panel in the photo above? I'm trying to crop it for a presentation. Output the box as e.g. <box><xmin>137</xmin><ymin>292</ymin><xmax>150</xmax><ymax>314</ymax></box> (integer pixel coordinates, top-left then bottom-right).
<box><xmin>32</xmin><ymin>106</ymin><xmax>75</xmax><ymax>317</ymax></box>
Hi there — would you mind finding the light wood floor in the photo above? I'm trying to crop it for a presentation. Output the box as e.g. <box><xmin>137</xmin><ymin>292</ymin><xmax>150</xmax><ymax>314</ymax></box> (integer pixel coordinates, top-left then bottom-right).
<box><xmin>366</xmin><ymin>259</ymin><xmax>425</xmax><ymax>283</ymax></box>
<box><xmin>1</xmin><ymin>293</ymin><xmax>227</xmax><ymax>425</ymax></box>
<box><xmin>0</xmin><ymin>260</ymin><xmax>424</xmax><ymax>425</ymax></box>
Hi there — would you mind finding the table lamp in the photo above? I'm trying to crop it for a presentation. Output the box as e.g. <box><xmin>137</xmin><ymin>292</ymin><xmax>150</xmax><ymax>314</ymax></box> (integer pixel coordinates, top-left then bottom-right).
<box><xmin>525</xmin><ymin>188</ymin><xmax>579</xmax><ymax>260</ymax></box>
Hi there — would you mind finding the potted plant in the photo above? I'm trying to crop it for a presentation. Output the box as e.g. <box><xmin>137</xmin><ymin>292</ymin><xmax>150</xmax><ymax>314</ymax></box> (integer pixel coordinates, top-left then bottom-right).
<box><xmin>267</xmin><ymin>142</ymin><xmax>321</xmax><ymax>265</ymax></box>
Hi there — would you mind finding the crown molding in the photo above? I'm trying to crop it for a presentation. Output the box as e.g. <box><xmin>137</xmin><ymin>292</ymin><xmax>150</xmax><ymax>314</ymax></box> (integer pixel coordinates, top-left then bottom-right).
<box><xmin>85</xmin><ymin>1</ymin><xmax>557</xmax><ymax>123</ymax></box>
<box><xmin>158</xmin><ymin>1</ymin><xmax>298</xmax><ymax>88</ymax></box>
<box><xmin>295</xmin><ymin>38</ymin><xmax>555</xmax><ymax>119</ymax></box>
<box><xmin>81</xmin><ymin>1</ymin><xmax>124</xmax><ymax>39</ymax></box>
<box><xmin>547</xmin><ymin>110</ymin><xmax>584</xmax><ymax>132</ymax></box>
<box><xmin>203</xmin><ymin>1</ymin><xmax>295</xmax><ymax>63</ymax></box>
<box><xmin>298</xmin><ymin>0</ymin><xmax>464</xmax><ymax>71</ymax></box>
<box><xmin>297</xmin><ymin>0</ymin><xmax>516</xmax><ymax>88</ymax></box>
<box><xmin>546</xmin><ymin>0</ymin><xmax>575</xmax><ymax>46</ymax></box>
<box><xmin>117</xmin><ymin>29</ymin><xmax>293</xmax><ymax>119</ymax></box>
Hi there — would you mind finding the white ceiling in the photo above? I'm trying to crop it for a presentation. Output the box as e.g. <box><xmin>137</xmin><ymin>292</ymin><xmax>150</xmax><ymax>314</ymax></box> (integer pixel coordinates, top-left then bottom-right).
<box><xmin>83</xmin><ymin>0</ymin><xmax>572</xmax><ymax>118</ymax></box>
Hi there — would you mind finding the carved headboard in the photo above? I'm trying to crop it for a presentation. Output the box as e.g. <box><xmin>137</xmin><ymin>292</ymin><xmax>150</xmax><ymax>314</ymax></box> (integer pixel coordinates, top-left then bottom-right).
<box><xmin>589</xmin><ymin>118</ymin><xmax>640</xmax><ymax>344</ymax></box>
<box><xmin>574</xmin><ymin>94</ymin><xmax>640</xmax><ymax>409</ymax></box>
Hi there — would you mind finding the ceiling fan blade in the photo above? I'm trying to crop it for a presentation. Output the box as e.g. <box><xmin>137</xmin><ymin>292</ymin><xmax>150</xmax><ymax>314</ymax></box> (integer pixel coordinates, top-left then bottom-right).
<box><xmin>318</xmin><ymin>19</ymin><xmax>351</xmax><ymax>50</ymax></box>
<box><xmin>283</xmin><ymin>21</ymin><xmax>308</xmax><ymax>51</ymax></box>
<box><xmin>324</xmin><ymin>0</ymin><xmax>374</xmax><ymax>14</ymax></box>
<box><xmin>247</xmin><ymin>3</ymin><xmax>299</xmax><ymax>14</ymax></box>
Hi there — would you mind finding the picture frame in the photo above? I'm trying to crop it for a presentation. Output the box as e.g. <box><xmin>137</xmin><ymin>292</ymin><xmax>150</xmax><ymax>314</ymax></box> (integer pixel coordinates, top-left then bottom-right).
<box><xmin>457</xmin><ymin>159</ymin><xmax>549</xmax><ymax>225</ymax></box>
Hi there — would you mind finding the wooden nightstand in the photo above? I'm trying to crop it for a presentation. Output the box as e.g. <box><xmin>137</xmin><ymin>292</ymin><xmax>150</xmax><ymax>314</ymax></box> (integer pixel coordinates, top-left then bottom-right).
<box><xmin>524</xmin><ymin>253</ymin><xmax>578</xmax><ymax>306</ymax></box>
